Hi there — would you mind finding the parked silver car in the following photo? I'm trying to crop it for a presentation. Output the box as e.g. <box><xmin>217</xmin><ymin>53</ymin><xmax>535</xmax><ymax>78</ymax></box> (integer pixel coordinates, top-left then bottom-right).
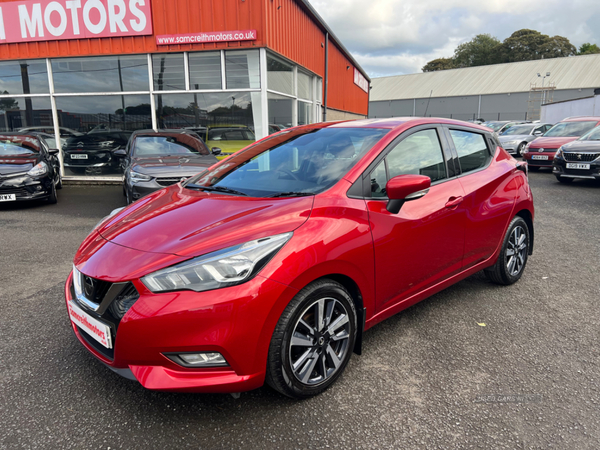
<box><xmin>499</xmin><ymin>123</ymin><xmax>554</xmax><ymax>156</ymax></box>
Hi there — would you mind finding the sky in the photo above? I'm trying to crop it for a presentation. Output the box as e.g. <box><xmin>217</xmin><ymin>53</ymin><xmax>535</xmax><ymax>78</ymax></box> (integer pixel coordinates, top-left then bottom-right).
<box><xmin>309</xmin><ymin>0</ymin><xmax>600</xmax><ymax>79</ymax></box>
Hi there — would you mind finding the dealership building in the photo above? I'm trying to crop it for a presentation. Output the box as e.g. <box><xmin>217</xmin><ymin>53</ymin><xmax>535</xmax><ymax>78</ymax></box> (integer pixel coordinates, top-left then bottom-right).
<box><xmin>0</xmin><ymin>0</ymin><xmax>370</xmax><ymax>180</ymax></box>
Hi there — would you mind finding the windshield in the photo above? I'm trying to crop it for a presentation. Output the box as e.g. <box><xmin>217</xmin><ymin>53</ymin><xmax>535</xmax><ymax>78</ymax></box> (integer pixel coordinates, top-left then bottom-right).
<box><xmin>544</xmin><ymin>121</ymin><xmax>598</xmax><ymax>137</ymax></box>
<box><xmin>485</xmin><ymin>122</ymin><xmax>506</xmax><ymax>132</ymax></box>
<box><xmin>0</xmin><ymin>136</ymin><xmax>39</xmax><ymax>156</ymax></box>
<box><xmin>578</xmin><ymin>126</ymin><xmax>600</xmax><ymax>141</ymax></box>
<box><xmin>133</xmin><ymin>135</ymin><xmax>209</xmax><ymax>156</ymax></box>
<box><xmin>207</xmin><ymin>128</ymin><xmax>255</xmax><ymax>141</ymax></box>
<box><xmin>186</xmin><ymin>127</ymin><xmax>389</xmax><ymax>197</ymax></box>
<box><xmin>501</xmin><ymin>125</ymin><xmax>534</xmax><ymax>136</ymax></box>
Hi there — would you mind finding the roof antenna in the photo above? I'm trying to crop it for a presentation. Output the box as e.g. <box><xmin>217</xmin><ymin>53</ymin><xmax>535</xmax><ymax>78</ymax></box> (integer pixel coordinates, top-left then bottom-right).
<box><xmin>424</xmin><ymin>90</ymin><xmax>433</xmax><ymax>117</ymax></box>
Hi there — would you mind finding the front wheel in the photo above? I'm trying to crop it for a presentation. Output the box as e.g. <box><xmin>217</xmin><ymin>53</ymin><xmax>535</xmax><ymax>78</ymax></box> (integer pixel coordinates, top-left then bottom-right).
<box><xmin>266</xmin><ymin>279</ymin><xmax>357</xmax><ymax>398</ymax></box>
<box><xmin>516</xmin><ymin>142</ymin><xmax>526</xmax><ymax>157</ymax></box>
<box><xmin>485</xmin><ymin>216</ymin><xmax>530</xmax><ymax>285</ymax></box>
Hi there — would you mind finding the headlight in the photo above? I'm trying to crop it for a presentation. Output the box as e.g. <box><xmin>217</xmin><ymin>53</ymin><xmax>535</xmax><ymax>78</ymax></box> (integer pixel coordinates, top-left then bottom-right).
<box><xmin>27</xmin><ymin>162</ymin><xmax>48</xmax><ymax>177</ymax></box>
<box><xmin>91</xmin><ymin>207</ymin><xmax>126</xmax><ymax>233</ymax></box>
<box><xmin>554</xmin><ymin>146</ymin><xmax>564</xmax><ymax>159</ymax></box>
<box><xmin>142</xmin><ymin>232</ymin><xmax>293</xmax><ymax>293</ymax></box>
<box><xmin>130</xmin><ymin>169</ymin><xmax>152</xmax><ymax>183</ymax></box>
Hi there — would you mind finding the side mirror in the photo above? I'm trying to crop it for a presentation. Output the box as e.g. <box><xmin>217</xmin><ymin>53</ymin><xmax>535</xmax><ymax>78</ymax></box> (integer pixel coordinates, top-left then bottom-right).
<box><xmin>211</xmin><ymin>147</ymin><xmax>222</xmax><ymax>155</ymax></box>
<box><xmin>386</xmin><ymin>175</ymin><xmax>431</xmax><ymax>214</ymax></box>
<box><xmin>48</xmin><ymin>148</ymin><xmax>59</xmax><ymax>155</ymax></box>
<box><xmin>534</xmin><ymin>131</ymin><xmax>543</xmax><ymax>136</ymax></box>
<box><xmin>113</xmin><ymin>149</ymin><xmax>127</xmax><ymax>157</ymax></box>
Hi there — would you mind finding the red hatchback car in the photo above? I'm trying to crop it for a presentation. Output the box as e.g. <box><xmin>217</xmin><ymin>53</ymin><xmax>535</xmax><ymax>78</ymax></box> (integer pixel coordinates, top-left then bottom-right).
<box><xmin>65</xmin><ymin>118</ymin><xmax>534</xmax><ymax>398</ymax></box>
<box><xmin>523</xmin><ymin>116</ymin><xmax>600</xmax><ymax>170</ymax></box>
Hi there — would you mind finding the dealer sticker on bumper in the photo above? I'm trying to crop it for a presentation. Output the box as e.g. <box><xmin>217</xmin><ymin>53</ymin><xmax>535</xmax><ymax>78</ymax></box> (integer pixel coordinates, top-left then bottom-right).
<box><xmin>68</xmin><ymin>301</ymin><xmax>113</xmax><ymax>349</ymax></box>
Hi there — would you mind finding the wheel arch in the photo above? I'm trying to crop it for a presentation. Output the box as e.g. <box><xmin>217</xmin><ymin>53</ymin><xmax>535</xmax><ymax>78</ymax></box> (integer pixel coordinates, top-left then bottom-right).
<box><xmin>515</xmin><ymin>209</ymin><xmax>534</xmax><ymax>255</ymax></box>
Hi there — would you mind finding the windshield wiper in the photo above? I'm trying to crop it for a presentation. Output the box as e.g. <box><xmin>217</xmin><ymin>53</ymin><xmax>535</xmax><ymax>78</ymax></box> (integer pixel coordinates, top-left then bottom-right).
<box><xmin>186</xmin><ymin>184</ymin><xmax>247</xmax><ymax>196</ymax></box>
<box><xmin>268</xmin><ymin>192</ymin><xmax>315</xmax><ymax>198</ymax></box>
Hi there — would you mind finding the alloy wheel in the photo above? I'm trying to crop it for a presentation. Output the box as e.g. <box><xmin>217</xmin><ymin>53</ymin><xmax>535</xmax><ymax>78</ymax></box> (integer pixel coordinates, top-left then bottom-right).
<box><xmin>289</xmin><ymin>297</ymin><xmax>351</xmax><ymax>386</ymax></box>
<box><xmin>506</xmin><ymin>225</ymin><xmax>527</xmax><ymax>276</ymax></box>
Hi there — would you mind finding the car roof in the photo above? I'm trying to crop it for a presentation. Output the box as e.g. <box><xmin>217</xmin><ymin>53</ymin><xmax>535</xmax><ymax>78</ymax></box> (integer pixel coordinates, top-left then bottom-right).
<box><xmin>0</xmin><ymin>132</ymin><xmax>40</xmax><ymax>139</ymax></box>
<box><xmin>323</xmin><ymin>117</ymin><xmax>493</xmax><ymax>133</ymax></box>
<box><xmin>562</xmin><ymin>116</ymin><xmax>600</xmax><ymax>122</ymax></box>
<box><xmin>132</xmin><ymin>129</ymin><xmax>201</xmax><ymax>136</ymax></box>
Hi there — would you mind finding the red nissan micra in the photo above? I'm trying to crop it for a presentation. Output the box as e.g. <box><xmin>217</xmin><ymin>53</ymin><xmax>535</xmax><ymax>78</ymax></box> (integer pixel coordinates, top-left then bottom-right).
<box><xmin>65</xmin><ymin>118</ymin><xmax>534</xmax><ymax>398</ymax></box>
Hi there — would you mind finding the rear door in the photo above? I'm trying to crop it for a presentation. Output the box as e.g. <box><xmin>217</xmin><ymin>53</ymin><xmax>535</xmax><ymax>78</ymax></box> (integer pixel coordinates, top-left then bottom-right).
<box><xmin>362</xmin><ymin>125</ymin><xmax>467</xmax><ymax>312</ymax></box>
<box><xmin>443</xmin><ymin>126</ymin><xmax>516</xmax><ymax>269</ymax></box>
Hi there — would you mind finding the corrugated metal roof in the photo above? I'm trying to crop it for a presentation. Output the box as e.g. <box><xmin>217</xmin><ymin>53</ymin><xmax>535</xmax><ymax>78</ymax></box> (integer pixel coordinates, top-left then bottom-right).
<box><xmin>370</xmin><ymin>54</ymin><xmax>600</xmax><ymax>101</ymax></box>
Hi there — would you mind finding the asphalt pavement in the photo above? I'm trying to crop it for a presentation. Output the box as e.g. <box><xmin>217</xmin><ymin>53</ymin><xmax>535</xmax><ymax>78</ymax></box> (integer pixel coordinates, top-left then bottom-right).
<box><xmin>1</xmin><ymin>173</ymin><xmax>599</xmax><ymax>449</ymax></box>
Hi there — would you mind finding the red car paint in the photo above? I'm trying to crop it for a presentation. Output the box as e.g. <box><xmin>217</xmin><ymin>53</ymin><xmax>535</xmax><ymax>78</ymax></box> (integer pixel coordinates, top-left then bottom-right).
<box><xmin>523</xmin><ymin>117</ymin><xmax>600</xmax><ymax>168</ymax></box>
<box><xmin>65</xmin><ymin>118</ymin><xmax>534</xmax><ymax>393</ymax></box>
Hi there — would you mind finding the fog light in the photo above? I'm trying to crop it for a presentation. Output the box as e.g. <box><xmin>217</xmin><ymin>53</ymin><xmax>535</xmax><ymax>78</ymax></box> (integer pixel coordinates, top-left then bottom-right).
<box><xmin>167</xmin><ymin>352</ymin><xmax>229</xmax><ymax>368</ymax></box>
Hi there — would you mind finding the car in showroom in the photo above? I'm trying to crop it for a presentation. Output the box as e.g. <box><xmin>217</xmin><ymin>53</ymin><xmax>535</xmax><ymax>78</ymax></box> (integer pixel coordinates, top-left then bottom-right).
<box><xmin>204</xmin><ymin>125</ymin><xmax>256</xmax><ymax>159</ymax></box>
<box><xmin>523</xmin><ymin>117</ymin><xmax>600</xmax><ymax>171</ymax></box>
<box><xmin>63</xmin><ymin>131</ymin><xmax>132</xmax><ymax>176</ymax></box>
<box><xmin>552</xmin><ymin>125</ymin><xmax>600</xmax><ymax>183</ymax></box>
<box><xmin>119</xmin><ymin>129</ymin><xmax>220</xmax><ymax>204</ymax></box>
<box><xmin>0</xmin><ymin>133</ymin><xmax>61</xmax><ymax>204</ymax></box>
<box><xmin>65</xmin><ymin>118</ymin><xmax>534</xmax><ymax>398</ymax></box>
<box><xmin>499</xmin><ymin>123</ymin><xmax>553</xmax><ymax>156</ymax></box>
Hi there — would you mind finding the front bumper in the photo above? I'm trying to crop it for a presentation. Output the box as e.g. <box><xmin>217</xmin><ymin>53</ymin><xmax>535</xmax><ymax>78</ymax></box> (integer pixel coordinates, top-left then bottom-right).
<box><xmin>552</xmin><ymin>158</ymin><xmax>600</xmax><ymax>180</ymax></box>
<box><xmin>64</xmin><ymin>271</ymin><xmax>298</xmax><ymax>393</ymax></box>
<box><xmin>524</xmin><ymin>151</ymin><xmax>555</xmax><ymax>168</ymax></box>
<box><xmin>0</xmin><ymin>174</ymin><xmax>53</xmax><ymax>201</ymax></box>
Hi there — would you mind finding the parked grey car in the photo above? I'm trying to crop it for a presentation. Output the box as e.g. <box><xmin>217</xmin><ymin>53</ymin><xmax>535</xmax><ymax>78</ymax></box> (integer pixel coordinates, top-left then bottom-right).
<box><xmin>117</xmin><ymin>129</ymin><xmax>219</xmax><ymax>204</ymax></box>
<box><xmin>499</xmin><ymin>123</ymin><xmax>554</xmax><ymax>156</ymax></box>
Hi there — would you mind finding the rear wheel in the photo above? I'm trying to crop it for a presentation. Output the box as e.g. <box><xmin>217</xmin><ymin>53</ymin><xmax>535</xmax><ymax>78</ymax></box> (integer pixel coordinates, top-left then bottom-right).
<box><xmin>556</xmin><ymin>176</ymin><xmax>573</xmax><ymax>184</ymax></box>
<box><xmin>485</xmin><ymin>216</ymin><xmax>530</xmax><ymax>285</ymax></box>
<box><xmin>266</xmin><ymin>279</ymin><xmax>357</xmax><ymax>398</ymax></box>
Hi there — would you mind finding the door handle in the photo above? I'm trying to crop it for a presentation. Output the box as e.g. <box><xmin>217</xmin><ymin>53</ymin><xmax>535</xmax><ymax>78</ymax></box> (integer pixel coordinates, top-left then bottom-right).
<box><xmin>445</xmin><ymin>196</ymin><xmax>463</xmax><ymax>209</ymax></box>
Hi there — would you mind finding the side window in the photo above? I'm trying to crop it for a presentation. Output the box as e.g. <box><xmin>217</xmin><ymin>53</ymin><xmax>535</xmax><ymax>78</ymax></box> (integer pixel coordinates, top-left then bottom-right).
<box><xmin>368</xmin><ymin>129</ymin><xmax>446</xmax><ymax>198</ymax></box>
<box><xmin>449</xmin><ymin>129</ymin><xmax>491</xmax><ymax>174</ymax></box>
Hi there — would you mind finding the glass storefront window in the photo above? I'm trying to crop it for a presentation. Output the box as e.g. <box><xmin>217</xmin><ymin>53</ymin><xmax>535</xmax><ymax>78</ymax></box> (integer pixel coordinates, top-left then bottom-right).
<box><xmin>155</xmin><ymin>92</ymin><xmax>256</xmax><ymax>131</ymax></box>
<box><xmin>317</xmin><ymin>78</ymin><xmax>323</xmax><ymax>103</ymax></box>
<box><xmin>52</xmin><ymin>56</ymin><xmax>149</xmax><ymax>93</ymax></box>
<box><xmin>0</xmin><ymin>60</ymin><xmax>49</xmax><ymax>95</ymax></box>
<box><xmin>189</xmin><ymin>52</ymin><xmax>222</xmax><ymax>90</ymax></box>
<box><xmin>0</xmin><ymin>97</ymin><xmax>53</xmax><ymax>132</ymax></box>
<box><xmin>226</xmin><ymin>50</ymin><xmax>260</xmax><ymax>89</ymax></box>
<box><xmin>55</xmin><ymin>95</ymin><xmax>151</xmax><ymax>177</ymax></box>
<box><xmin>268</xmin><ymin>92</ymin><xmax>293</xmax><ymax>128</ymax></box>
<box><xmin>298</xmin><ymin>101</ymin><xmax>312</xmax><ymax>126</ymax></box>
<box><xmin>297</xmin><ymin>71</ymin><xmax>312</xmax><ymax>101</ymax></box>
<box><xmin>153</xmin><ymin>54</ymin><xmax>186</xmax><ymax>91</ymax></box>
<box><xmin>267</xmin><ymin>54</ymin><xmax>294</xmax><ymax>95</ymax></box>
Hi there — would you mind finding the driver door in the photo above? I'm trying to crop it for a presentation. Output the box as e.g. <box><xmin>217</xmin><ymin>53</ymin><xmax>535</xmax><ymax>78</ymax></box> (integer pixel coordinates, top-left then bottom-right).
<box><xmin>364</xmin><ymin>126</ymin><xmax>467</xmax><ymax>313</ymax></box>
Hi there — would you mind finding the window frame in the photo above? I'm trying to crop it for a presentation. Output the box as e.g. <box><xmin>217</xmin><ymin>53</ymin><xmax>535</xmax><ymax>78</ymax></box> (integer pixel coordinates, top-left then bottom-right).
<box><xmin>350</xmin><ymin>124</ymin><xmax>457</xmax><ymax>200</ymax></box>
<box><xmin>442</xmin><ymin>125</ymin><xmax>495</xmax><ymax>177</ymax></box>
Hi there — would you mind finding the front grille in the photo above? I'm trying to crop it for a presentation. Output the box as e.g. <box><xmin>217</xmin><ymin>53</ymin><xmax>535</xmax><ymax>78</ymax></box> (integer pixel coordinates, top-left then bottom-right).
<box><xmin>156</xmin><ymin>177</ymin><xmax>182</xmax><ymax>187</ymax></box>
<box><xmin>71</xmin><ymin>276</ymin><xmax>140</xmax><ymax>361</ymax></box>
<box><xmin>564</xmin><ymin>152</ymin><xmax>600</xmax><ymax>162</ymax></box>
<box><xmin>0</xmin><ymin>187</ymin><xmax>30</xmax><ymax>196</ymax></box>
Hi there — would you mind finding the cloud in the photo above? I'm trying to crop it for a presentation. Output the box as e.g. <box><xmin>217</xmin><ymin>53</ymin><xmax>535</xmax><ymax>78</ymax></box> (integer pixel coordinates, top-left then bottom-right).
<box><xmin>310</xmin><ymin>0</ymin><xmax>600</xmax><ymax>77</ymax></box>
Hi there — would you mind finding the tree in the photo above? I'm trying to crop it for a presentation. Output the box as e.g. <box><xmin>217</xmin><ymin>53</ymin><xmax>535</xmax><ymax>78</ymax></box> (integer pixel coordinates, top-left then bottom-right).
<box><xmin>422</xmin><ymin>57</ymin><xmax>455</xmax><ymax>72</ymax></box>
<box><xmin>496</xmin><ymin>29</ymin><xmax>576</xmax><ymax>63</ymax></box>
<box><xmin>0</xmin><ymin>91</ymin><xmax>19</xmax><ymax>111</ymax></box>
<box><xmin>453</xmin><ymin>34</ymin><xmax>502</xmax><ymax>68</ymax></box>
<box><xmin>578</xmin><ymin>43</ymin><xmax>600</xmax><ymax>55</ymax></box>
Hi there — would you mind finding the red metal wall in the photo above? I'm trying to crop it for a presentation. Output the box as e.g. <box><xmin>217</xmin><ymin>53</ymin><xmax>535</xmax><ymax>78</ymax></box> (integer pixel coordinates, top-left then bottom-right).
<box><xmin>0</xmin><ymin>0</ymin><xmax>368</xmax><ymax>115</ymax></box>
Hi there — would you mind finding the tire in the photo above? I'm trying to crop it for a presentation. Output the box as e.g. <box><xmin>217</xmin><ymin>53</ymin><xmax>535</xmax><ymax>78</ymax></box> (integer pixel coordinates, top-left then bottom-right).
<box><xmin>485</xmin><ymin>216</ymin><xmax>530</xmax><ymax>285</ymax></box>
<box><xmin>528</xmin><ymin>166</ymin><xmax>540</xmax><ymax>172</ymax></box>
<box><xmin>516</xmin><ymin>142</ymin><xmax>526</xmax><ymax>157</ymax></box>
<box><xmin>125</xmin><ymin>189</ymin><xmax>132</xmax><ymax>205</ymax></box>
<box><xmin>55</xmin><ymin>171</ymin><xmax>63</xmax><ymax>190</ymax></box>
<box><xmin>266</xmin><ymin>279</ymin><xmax>357</xmax><ymax>399</ymax></box>
<box><xmin>47</xmin><ymin>181</ymin><xmax>58</xmax><ymax>204</ymax></box>
<box><xmin>556</xmin><ymin>176</ymin><xmax>573</xmax><ymax>184</ymax></box>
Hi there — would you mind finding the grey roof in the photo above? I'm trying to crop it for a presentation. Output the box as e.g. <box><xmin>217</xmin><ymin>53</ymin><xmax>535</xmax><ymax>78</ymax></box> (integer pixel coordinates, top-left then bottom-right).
<box><xmin>370</xmin><ymin>54</ymin><xmax>600</xmax><ymax>101</ymax></box>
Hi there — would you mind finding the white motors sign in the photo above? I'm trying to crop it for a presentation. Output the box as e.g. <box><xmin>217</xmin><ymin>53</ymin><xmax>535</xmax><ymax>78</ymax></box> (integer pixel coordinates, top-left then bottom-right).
<box><xmin>0</xmin><ymin>0</ymin><xmax>153</xmax><ymax>44</ymax></box>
